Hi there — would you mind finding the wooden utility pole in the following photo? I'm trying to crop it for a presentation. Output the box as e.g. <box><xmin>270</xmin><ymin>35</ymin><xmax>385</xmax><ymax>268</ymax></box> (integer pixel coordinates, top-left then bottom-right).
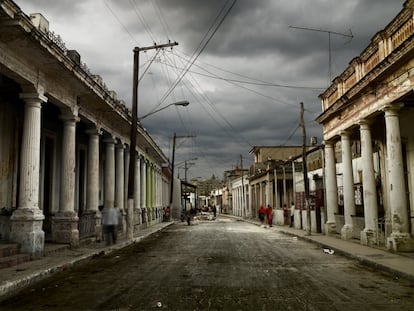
<box><xmin>127</xmin><ymin>41</ymin><xmax>178</xmax><ymax>238</ymax></box>
<box><xmin>169</xmin><ymin>133</ymin><xmax>195</xmax><ymax>219</ymax></box>
<box><xmin>300</xmin><ymin>102</ymin><xmax>311</xmax><ymax>236</ymax></box>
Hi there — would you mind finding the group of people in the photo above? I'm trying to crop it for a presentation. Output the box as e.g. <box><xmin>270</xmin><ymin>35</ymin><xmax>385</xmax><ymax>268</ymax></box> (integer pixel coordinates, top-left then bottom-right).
<box><xmin>259</xmin><ymin>203</ymin><xmax>295</xmax><ymax>228</ymax></box>
<box><xmin>258</xmin><ymin>205</ymin><xmax>274</xmax><ymax>227</ymax></box>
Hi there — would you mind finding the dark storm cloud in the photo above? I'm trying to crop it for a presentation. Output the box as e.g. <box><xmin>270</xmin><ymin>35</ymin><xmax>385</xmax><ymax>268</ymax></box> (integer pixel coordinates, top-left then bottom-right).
<box><xmin>17</xmin><ymin>0</ymin><xmax>406</xmax><ymax>179</ymax></box>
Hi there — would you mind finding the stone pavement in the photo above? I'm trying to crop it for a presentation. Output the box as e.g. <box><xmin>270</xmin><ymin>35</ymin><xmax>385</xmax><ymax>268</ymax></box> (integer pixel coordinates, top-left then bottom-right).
<box><xmin>0</xmin><ymin>222</ymin><xmax>174</xmax><ymax>301</ymax></box>
<box><xmin>229</xmin><ymin>215</ymin><xmax>414</xmax><ymax>283</ymax></box>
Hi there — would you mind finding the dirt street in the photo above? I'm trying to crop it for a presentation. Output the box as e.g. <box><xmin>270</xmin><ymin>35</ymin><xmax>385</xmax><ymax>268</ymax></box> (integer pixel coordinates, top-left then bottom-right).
<box><xmin>1</xmin><ymin>218</ymin><xmax>414</xmax><ymax>310</ymax></box>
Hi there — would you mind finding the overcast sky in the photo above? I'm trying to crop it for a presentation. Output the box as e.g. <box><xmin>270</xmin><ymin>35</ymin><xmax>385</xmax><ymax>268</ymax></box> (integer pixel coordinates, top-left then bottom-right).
<box><xmin>19</xmin><ymin>0</ymin><xmax>404</xmax><ymax>180</ymax></box>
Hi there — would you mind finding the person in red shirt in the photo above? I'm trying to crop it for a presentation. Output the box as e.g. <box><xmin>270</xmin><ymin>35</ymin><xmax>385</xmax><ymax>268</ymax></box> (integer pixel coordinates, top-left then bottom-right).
<box><xmin>266</xmin><ymin>205</ymin><xmax>274</xmax><ymax>227</ymax></box>
<box><xmin>258</xmin><ymin>205</ymin><xmax>266</xmax><ymax>226</ymax></box>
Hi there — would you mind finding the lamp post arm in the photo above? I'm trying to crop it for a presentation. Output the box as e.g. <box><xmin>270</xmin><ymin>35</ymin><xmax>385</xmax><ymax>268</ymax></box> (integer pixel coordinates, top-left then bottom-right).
<box><xmin>139</xmin><ymin>103</ymin><xmax>174</xmax><ymax>121</ymax></box>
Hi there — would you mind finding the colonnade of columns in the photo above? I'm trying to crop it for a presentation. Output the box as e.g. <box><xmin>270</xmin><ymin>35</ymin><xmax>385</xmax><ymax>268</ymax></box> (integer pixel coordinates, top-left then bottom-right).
<box><xmin>9</xmin><ymin>90</ymin><xmax>167</xmax><ymax>256</ymax></box>
<box><xmin>232</xmin><ymin>183</ymin><xmax>247</xmax><ymax>217</ymax></box>
<box><xmin>324</xmin><ymin>105</ymin><xmax>414</xmax><ymax>251</ymax></box>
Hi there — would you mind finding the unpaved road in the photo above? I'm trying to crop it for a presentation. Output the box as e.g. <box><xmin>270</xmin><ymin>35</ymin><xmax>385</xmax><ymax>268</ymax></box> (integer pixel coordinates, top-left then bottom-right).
<box><xmin>2</xmin><ymin>217</ymin><xmax>414</xmax><ymax>310</ymax></box>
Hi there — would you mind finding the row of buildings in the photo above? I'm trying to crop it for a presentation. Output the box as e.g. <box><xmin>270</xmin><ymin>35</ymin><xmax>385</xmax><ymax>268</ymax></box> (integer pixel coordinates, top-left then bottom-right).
<box><xmin>0</xmin><ymin>0</ymin><xmax>173</xmax><ymax>257</ymax></box>
<box><xmin>214</xmin><ymin>0</ymin><xmax>414</xmax><ymax>252</ymax></box>
<box><xmin>1</xmin><ymin>0</ymin><xmax>414</xmax><ymax>260</ymax></box>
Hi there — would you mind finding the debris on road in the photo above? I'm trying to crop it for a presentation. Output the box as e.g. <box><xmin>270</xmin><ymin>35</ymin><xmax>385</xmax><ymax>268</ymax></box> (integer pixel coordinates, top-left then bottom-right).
<box><xmin>323</xmin><ymin>248</ymin><xmax>335</xmax><ymax>255</ymax></box>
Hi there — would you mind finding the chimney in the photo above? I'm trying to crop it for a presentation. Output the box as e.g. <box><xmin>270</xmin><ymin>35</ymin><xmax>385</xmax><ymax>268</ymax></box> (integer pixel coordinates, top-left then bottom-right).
<box><xmin>30</xmin><ymin>13</ymin><xmax>49</xmax><ymax>34</ymax></box>
<box><xmin>67</xmin><ymin>50</ymin><xmax>81</xmax><ymax>65</ymax></box>
<box><xmin>310</xmin><ymin>136</ymin><xmax>317</xmax><ymax>145</ymax></box>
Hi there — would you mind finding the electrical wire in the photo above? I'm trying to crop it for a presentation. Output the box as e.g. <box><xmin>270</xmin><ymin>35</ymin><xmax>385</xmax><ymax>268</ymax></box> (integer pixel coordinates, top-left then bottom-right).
<box><xmin>155</xmin><ymin>0</ymin><xmax>238</xmax><ymax>110</ymax></box>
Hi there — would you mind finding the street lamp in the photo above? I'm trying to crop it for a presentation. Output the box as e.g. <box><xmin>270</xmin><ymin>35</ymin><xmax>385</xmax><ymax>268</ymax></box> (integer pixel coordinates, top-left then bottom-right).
<box><xmin>138</xmin><ymin>100</ymin><xmax>189</xmax><ymax>121</ymax></box>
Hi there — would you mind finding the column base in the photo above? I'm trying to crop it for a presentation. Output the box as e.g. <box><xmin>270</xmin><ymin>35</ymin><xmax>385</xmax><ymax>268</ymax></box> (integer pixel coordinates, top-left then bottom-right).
<box><xmin>10</xmin><ymin>208</ymin><xmax>45</xmax><ymax>258</ymax></box>
<box><xmin>324</xmin><ymin>221</ymin><xmax>337</xmax><ymax>236</ymax></box>
<box><xmin>387</xmin><ymin>232</ymin><xmax>414</xmax><ymax>252</ymax></box>
<box><xmin>94</xmin><ymin>211</ymin><xmax>102</xmax><ymax>242</ymax></box>
<box><xmin>52</xmin><ymin>212</ymin><xmax>79</xmax><ymax>247</ymax></box>
<box><xmin>341</xmin><ymin>224</ymin><xmax>353</xmax><ymax>240</ymax></box>
<box><xmin>360</xmin><ymin>228</ymin><xmax>377</xmax><ymax>246</ymax></box>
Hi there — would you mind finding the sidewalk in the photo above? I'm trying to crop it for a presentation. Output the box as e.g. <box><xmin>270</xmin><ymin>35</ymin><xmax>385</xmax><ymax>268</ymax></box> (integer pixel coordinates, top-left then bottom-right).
<box><xmin>0</xmin><ymin>222</ymin><xmax>174</xmax><ymax>301</ymax></box>
<box><xmin>228</xmin><ymin>215</ymin><xmax>414</xmax><ymax>282</ymax></box>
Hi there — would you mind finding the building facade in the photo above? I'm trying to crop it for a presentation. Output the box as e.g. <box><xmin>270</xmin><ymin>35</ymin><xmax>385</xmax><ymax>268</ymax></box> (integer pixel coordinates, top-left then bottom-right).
<box><xmin>0</xmin><ymin>1</ymin><xmax>170</xmax><ymax>257</ymax></box>
<box><xmin>317</xmin><ymin>0</ymin><xmax>414</xmax><ymax>251</ymax></box>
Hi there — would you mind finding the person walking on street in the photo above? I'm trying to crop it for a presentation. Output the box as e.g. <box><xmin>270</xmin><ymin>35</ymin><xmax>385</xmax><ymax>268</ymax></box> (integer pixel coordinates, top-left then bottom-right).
<box><xmin>212</xmin><ymin>205</ymin><xmax>217</xmax><ymax>218</ymax></box>
<box><xmin>266</xmin><ymin>205</ymin><xmax>274</xmax><ymax>227</ymax></box>
<box><xmin>101</xmin><ymin>206</ymin><xmax>119</xmax><ymax>246</ymax></box>
<box><xmin>258</xmin><ymin>205</ymin><xmax>266</xmax><ymax>227</ymax></box>
<box><xmin>290</xmin><ymin>202</ymin><xmax>295</xmax><ymax>227</ymax></box>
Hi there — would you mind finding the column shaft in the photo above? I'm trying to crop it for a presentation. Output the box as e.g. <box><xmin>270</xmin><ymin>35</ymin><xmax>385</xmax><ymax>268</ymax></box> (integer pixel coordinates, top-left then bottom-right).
<box><xmin>384</xmin><ymin>106</ymin><xmax>414</xmax><ymax>251</ymax></box>
<box><xmin>324</xmin><ymin>141</ymin><xmax>338</xmax><ymax>235</ymax></box>
<box><xmin>53</xmin><ymin>113</ymin><xmax>79</xmax><ymax>246</ymax></box>
<box><xmin>360</xmin><ymin>122</ymin><xmax>378</xmax><ymax>245</ymax></box>
<box><xmin>104</xmin><ymin>138</ymin><xmax>115</xmax><ymax>209</ymax></box>
<box><xmin>86</xmin><ymin>127</ymin><xmax>102</xmax><ymax>241</ymax></box>
<box><xmin>86</xmin><ymin>128</ymin><xmax>100</xmax><ymax>212</ymax></box>
<box><xmin>341</xmin><ymin>131</ymin><xmax>355</xmax><ymax>240</ymax></box>
<box><xmin>11</xmin><ymin>93</ymin><xmax>46</xmax><ymax>257</ymax></box>
<box><xmin>115</xmin><ymin>143</ymin><xmax>125</xmax><ymax>211</ymax></box>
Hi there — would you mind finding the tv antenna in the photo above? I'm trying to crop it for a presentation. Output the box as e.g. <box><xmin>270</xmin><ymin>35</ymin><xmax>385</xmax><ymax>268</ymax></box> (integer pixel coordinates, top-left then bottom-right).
<box><xmin>289</xmin><ymin>25</ymin><xmax>353</xmax><ymax>84</ymax></box>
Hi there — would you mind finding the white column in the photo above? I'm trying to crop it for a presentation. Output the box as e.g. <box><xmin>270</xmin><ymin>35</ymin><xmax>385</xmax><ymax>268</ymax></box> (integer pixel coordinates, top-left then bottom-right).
<box><xmin>86</xmin><ymin>127</ymin><xmax>102</xmax><ymax>241</ymax></box>
<box><xmin>52</xmin><ymin>113</ymin><xmax>79</xmax><ymax>246</ymax></box>
<box><xmin>142</xmin><ymin>159</ymin><xmax>147</xmax><ymax>209</ymax></box>
<box><xmin>341</xmin><ymin>130</ymin><xmax>355</xmax><ymax>240</ymax></box>
<box><xmin>383</xmin><ymin>106</ymin><xmax>414</xmax><ymax>251</ymax></box>
<box><xmin>266</xmin><ymin>171</ymin><xmax>270</xmax><ymax>207</ymax></box>
<box><xmin>115</xmin><ymin>142</ymin><xmax>125</xmax><ymax>211</ymax></box>
<box><xmin>360</xmin><ymin>121</ymin><xmax>379</xmax><ymax>246</ymax></box>
<box><xmin>123</xmin><ymin>146</ymin><xmax>130</xmax><ymax>222</ymax></box>
<box><xmin>86</xmin><ymin>128</ymin><xmax>100</xmax><ymax>212</ymax></box>
<box><xmin>104</xmin><ymin>137</ymin><xmax>116</xmax><ymax>209</ymax></box>
<box><xmin>10</xmin><ymin>92</ymin><xmax>46</xmax><ymax>257</ymax></box>
<box><xmin>115</xmin><ymin>141</ymin><xmax>125</xmax><ymax>234</ymax></box>
<box><xmin>273</xmin><ymin>169</ymin><xmax>278</xmax><ymax>209</ymax></box>
<box><xmin>324</xmin><ymin>141</ymin><xmax>338</xmax><ymax>235</ymax></box>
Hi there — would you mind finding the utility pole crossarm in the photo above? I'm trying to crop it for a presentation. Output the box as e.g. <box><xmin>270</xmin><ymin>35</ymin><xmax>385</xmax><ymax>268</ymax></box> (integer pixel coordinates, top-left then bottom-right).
<box><xmin>134</xmin><ymin>41</ymin><xmax>178</xmax><ymax>53</ymax></box>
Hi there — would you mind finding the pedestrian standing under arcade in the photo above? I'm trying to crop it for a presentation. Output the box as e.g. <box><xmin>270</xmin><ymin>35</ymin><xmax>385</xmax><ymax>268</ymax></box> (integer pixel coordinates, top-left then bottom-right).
<box><xmin>101</xmin><ymin>206</ymin><xmax>120</xmax><ymax>246</ymax></box>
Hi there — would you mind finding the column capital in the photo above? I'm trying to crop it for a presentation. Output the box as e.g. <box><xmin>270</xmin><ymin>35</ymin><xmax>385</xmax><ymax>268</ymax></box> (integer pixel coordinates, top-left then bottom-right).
<box><xmin>116</xmin><ymin>140</ymin><xmax>126</xmax><ymax>149</ymax></box>
<box><xmin>359</xmin><ymin>119</ymin><xmax>373</xmax><ymax>129</ymax></box>
<box><xmin>382</xmin><ymin>103</ymin><xmax>403</xmax><ymax>115</ymax></box>
<box><xmin>103</xmin><ymin>135</ymin><xmax>116</xmax><ymax>144</ymax></box>
<box><xmin>60</xmin><ymin>113</ymin><xmax>80</xmax><ymax>123</ymax></box>
<box><xmin>340</xmin><ymin>130</ymin><xmax>352</xmax><ymax>139</ymax></box>
<box><xmin>85</xmin><ymin>126</ymin><xmax>102</xmax><ymax>136</ymax></box>
<box><xmin>323</xmin><ymin>139</ymin><xmax>336</xmax><ymax>147</ymax></box>
<box><xmin>19</xmin><ymin>92</ymin><xmax>48</xmax><ymax>106</ymax></box>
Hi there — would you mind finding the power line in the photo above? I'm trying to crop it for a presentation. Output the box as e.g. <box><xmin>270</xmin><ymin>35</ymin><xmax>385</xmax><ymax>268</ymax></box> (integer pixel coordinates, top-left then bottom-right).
<box><xmin>156</xmin><ymin>0</ymin><xmax>238</xmax><ymax>109</ymax></box>
<box><xmin>103</xmin><ymin>1</ymin><xmax>138</xmax><ymax>44</ymax></box>
<box><xmin>173</xmin><ymin>50</ymin><xmax>324</xmax><ymax>90</ymax></box>
<box><xmin>157</xmin><ymin>56</ymin><xmax>323</xmax><ymax>90</ymax></box>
